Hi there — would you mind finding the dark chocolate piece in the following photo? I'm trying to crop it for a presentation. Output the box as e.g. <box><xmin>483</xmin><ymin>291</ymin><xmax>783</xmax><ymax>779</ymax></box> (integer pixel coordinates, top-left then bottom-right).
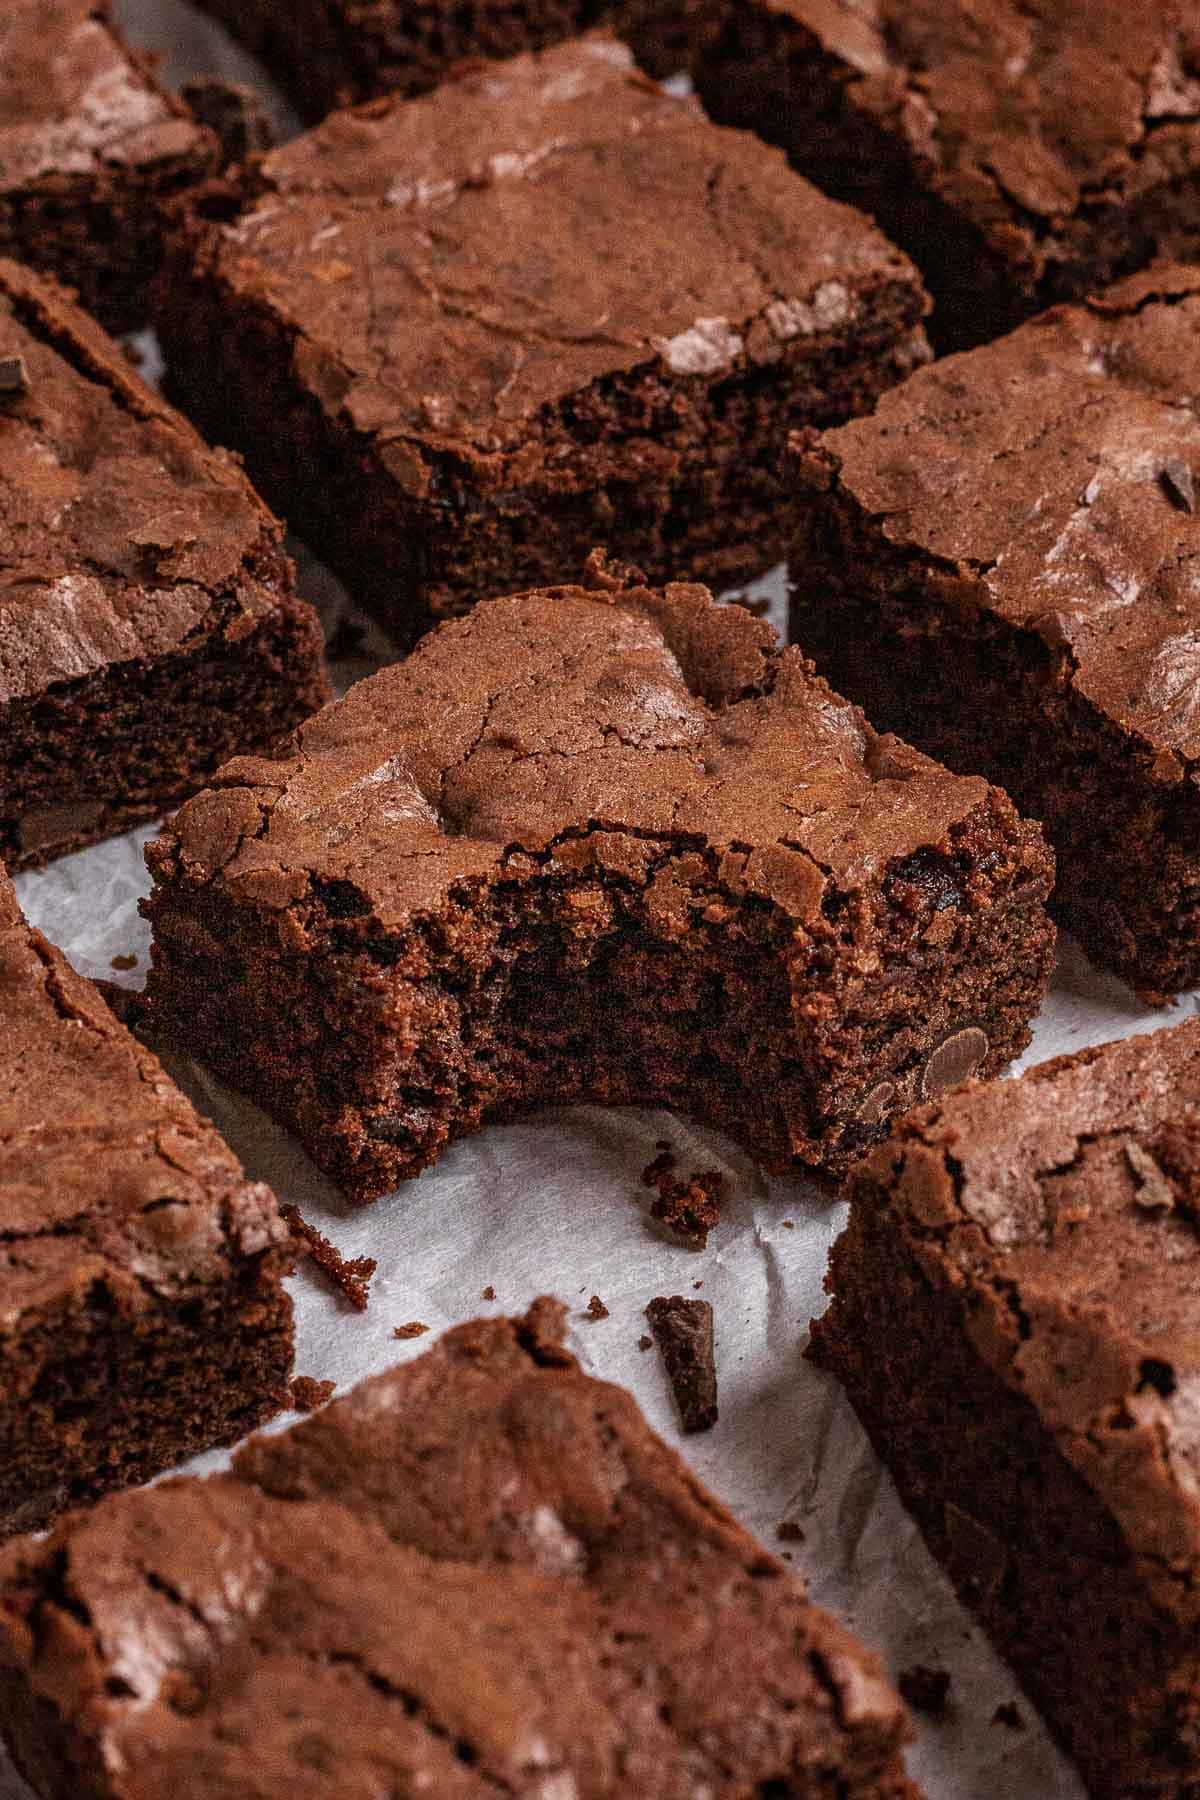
<box><xmin>811</xmin><ymin>1015</ymin><xmax>1200</xmax><ymax>1798</ymax></box>
<box><xmin>897</xmin><ymin>1667</ymin><xmax>951</xmax><ymax>1720</ymax></box>
<box><xmin>696</xmin><ymin>1</ymin><xmax>1200</xmax><ymax>350</ymax></box>
<box><xmin>158</xmin><ymin>36</ymin><xmax>930</xmax><ymax>644</ymax></box>
<box><xmin>647</xmin><ymin>1294</ymin><xmax>719</xmax><ymax>1432</ymax></box>
<box><xmin>180</xmin><ymin>78</ymin><xmax>275</xmax><ymax>164</ymax></box>
<box><xmin>792</xmin><ymin>266</ymin><xmax>1200</xmax><ymax>1000</ymax></box>
<box><xmin>0</xmin><ymin>1</ymin><xmax>217</xmax><ymax>332</ymax></box>
<box><xmin>142</xmin><ymin>557</ymin><xmax>1054</xmax><ymax>1201</ymax></box>
<box><xmin>0</xmin><ymin>1304</ymin><xmax>916</xmax><ymax>1799</ymax></box>
<box><xmin>0</xmin><ymin>870</ymin><xmax>293</xmax><ymax>1539</ymax></box>
<box><xmin>0</xmin><ymin>258</ymin><xmax>329</xmax><ymax>874</ymax></box>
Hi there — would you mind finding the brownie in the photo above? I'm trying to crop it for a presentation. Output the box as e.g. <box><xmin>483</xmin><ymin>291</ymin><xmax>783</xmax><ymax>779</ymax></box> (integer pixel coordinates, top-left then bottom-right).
<box><xmin>0</xmin><ymin>258</ymin><xmax>330</xmax><ymax>873</ymax></box>
<box><xmin>0</xmin><ymin>1301</ymin><xmax>918</xmax><ymax>1799</ymax></box>
<box><xmin>156</xmin><ymin>36</ymin><xmax>930</xmax><ymax>646</ymax></box>
<box><xmin>142</xmin><ymin>555</ymin><xmax>1054</xmax><ymax>1204</ymax></box>
<box><xmin>0</xmin><ymin>868</ymin><xmax>294</xmax><ymax>1540</ymax></box>
<box><xmin>810</xmin><ymin>1016</ymin><xmax>1200</xmax><ymax>1800</ymax></box>
<box><xmin>191</xmin><ymin>0</ymin><xmax>726</xmax><ymax>120</ymax></box>
<box><xmin>695</xmin><ymin>1</ymin><xmax>1200</xmax><ymax>350</ymax></box>
<box><xmin>791</xmin><ymin>264</ymin><xmax>1200</xmax><ymax>1002</ymax></box>
<box><xmin>0</xmin><ymin>0</ymin><xmax>218</xmax><ymax>334</ymax></box>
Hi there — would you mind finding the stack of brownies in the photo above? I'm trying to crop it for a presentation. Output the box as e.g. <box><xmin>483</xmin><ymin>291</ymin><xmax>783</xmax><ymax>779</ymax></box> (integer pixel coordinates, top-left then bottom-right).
<box><xmin>3</xmin><ymin>1</ymin><xmax>1200</xmax><ymax>1794</ymax></box>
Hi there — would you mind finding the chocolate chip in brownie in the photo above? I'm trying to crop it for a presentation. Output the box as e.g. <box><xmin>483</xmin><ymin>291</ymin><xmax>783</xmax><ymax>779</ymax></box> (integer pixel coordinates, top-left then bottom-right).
<box><xmin>922</xmin><ymin>1026</ymin><xmax>990</xmax><ymax>1098</ymax></box>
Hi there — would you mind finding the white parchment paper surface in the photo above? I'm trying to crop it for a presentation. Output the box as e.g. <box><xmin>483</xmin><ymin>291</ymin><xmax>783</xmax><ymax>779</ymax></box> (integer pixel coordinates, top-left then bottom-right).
<box><xmin>5</xmin><ymin>7</ymin><xmax>1180</xmax><ymax>1793</ymax></box>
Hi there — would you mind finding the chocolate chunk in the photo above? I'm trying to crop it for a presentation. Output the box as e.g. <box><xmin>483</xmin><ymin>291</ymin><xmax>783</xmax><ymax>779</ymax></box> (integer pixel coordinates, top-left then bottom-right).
<box><xmin>898</xmin><ymin>1665</ymin><xmax>952</xmax><ymax>1718</ymax></box>
<box><xmin>1162</xmin><ymin>459</ymin><xmax>1196</xmax><ymax>514</ymax></box>
<box><xmin>859</xmin><ymin>1080</ymin><xmax>895</xmax><ymax>1125</ymax></box>
<box><xmin>1126</xmin><ymin>1140</ymin><xmax>1176</xmax><ymax>1212</ymax></box>
<box><xmin>646</xmin><ymin>1296</ymin><xmax>718</xmax><ymax>1433</ymax></box>
<box><xmin>0</xmin><ymin>353</ymin><xmax>29</xmax><ymax>395</ymax></box>
<box><xmin>921</xmin><ymin>1026</ymin><xmax>989</xmax><ymax>1098</ymax></box>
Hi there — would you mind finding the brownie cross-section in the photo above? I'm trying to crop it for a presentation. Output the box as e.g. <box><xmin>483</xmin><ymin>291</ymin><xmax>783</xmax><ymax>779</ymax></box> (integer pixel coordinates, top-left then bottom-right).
<box><xmin>791</xmin><ymin>263</ymin><xmax>1200</xmax><ymax>1000</ymax></box>
<box><xmin>0</xmin><ymin>258</ymin><xmax>330</xmax><ymax>872</ymax></box>
<box><xmin>157</xmin><ymin>35</ymin><xmax>930</xmax><ymax>646</ymax></box>
<box><xmin>0</xmin><ymin>869</ymin><xmax>294</xmax><ymax>1539</ymax></box>
<box><xmin>696</xmin><ymin>0</ymin><xmax>1200</xmax><ymax>349</ymax></box>
<box><xmin>0</xmin><ymin>1302</ymin><xmax>919</xmax><ymax>1798</ymax></box>
<box><xmin>0</xmin><ymin>0</ymin><xmax>217</xmax><ymax>334</ymax></box>
<box><xmin>143</xmin><ymin>554</ymin><xmax>1054</xmax><ymax>1202</ymax></box>
<box><xmin>812</xmin><ymin>1016</ymin><xmax>1200</xmax><ymax>1800</ymax></box>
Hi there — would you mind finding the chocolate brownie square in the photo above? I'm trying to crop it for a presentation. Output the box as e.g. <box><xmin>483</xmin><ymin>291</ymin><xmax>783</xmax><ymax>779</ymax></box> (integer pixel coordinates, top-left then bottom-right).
<box><xmin>695</xmin><ymin>1</ymin><xmax>1200</xmax><ymax>349</ymax></box>
<box><xmin>192</xmin><ymin>0</ymin><xmax>726</xmax><ymax>120</ymax></box>
<box><xmin>791</xmin><ymin>264</ymin><xmax>1200</xmax><ymax>1001</ymax></box>
<box><xmin>0</xmin><ymin>258</ymin><xmax>329</xmax><ymax>872</ymax></box>
<box><xmin>811</xmin><ymin>1016</ymin><xmax>1200</xmax><ymax>1800</ymax></box>
<box><xmin>0</xmin><ymin>868</ymin><xmax>294</xmax><ymax>1539</ymax></box>
<box><xmin>0</xmin><ymin>0</ymin><xmax>218</xmax><ymax>334</ymax></box>
<box><xmin>157</xmin><ymin>36</ymin><xmax>930</xmax><ymax>646</ymax></box>
<box><xmin>142</xmin><ymin>555</ymin><xmax>1054</xmax><ymax>1203</ymax></box>
<box><xmin>0</xmin><ymin>1301</ymin><xmax>918</xmax><ymax>1799</ymax></box>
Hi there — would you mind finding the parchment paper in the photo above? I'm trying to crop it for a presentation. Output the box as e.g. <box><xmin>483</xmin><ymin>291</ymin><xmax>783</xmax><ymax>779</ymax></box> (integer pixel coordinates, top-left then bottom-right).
<box><xmin>6</xmin><ymin>7</ymin><xmax>1181</xmax><ymax>1791</ymax></box>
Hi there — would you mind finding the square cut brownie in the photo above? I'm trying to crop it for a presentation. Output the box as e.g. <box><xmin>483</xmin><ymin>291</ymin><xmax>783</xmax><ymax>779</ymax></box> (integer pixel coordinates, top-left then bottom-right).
<box><xmin>811</xmin><ymin>1017</ymin><xmax>1200</xmax><ymax>1800</ymax></box>
<box><xmin>0</xmin><ymin>1</ymin><xmax>218</xmax><ymax>334</ymax></box>
<box><xmin>0</xmin><ymin>1301</ymin><xmax>918</xmax><ymax>1799</ymax></box>
<box><xmin>0</xmin><ymin>869</ymin><xmax>294</xmax><ymax>1540</ymax></box>
<box><xmin>792</xmin><ymin>264</ymin><xmax>1200</xmax><ymax>1002</ymax></box>
<box><xmin>157</xmin><ymin>36</ymin><xmax>930</xmax><ymax>646</ymax></box>
<box><xmin>0</xmin><ymin>258</ymin><xmax>329</xmax><ymax>872</ymax></box>
<box><xmin>189</xmin><ymin>0</ymin><xmax>724</xmax><ymax>119</ymax></box>
<box><xmin>695</xmin><ymin>0</ymin><xmax>1200</xmax><ymax>350</ymax></box>
<box><xmin>142</xmin><ymin>555</ymin><xmax>1054</xmax><ymax>1204</ymax></box>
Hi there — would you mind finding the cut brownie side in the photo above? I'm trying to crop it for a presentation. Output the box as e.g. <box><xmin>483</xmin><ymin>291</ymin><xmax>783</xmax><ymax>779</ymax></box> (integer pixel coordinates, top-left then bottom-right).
<box><xmin>157</xmin><ymin>37</ymin><xmax>929</xmax><ymax>646</ymax></box>
<box><xmin>811</xmin><ymin>1018</ymin><xmax>1200</xmax><ymax>1800</ymax></box>
<box><xmin>0</xmin><ymin>1301</ymin><xmax>918</xmax><ymax>1799</ymax></box>
<box><xmin>695</xmin><ymin>1</ymin><xmax>1200</xmax><ymax>351</ymax></box>
<box><xmin>143</xmin><ymin>557</ymin><xmax>1054</xmax><ymax>1203</ymax></box>
<box><xmin>0</xmin><ymin>1</ymin><xmax>217</xmax><ymax>334</ymax></box>
<box><xmin>0</xmin><ymin>870</ymin><xmax>293</xmax><ymax>1539</ymax></box>
<box><xmin>0</xmin><ymin>259</ymin><xmax>330</xmax><ymax>872</ymax></box>
<box><xmin>791</xmin><ymin>265</ymin><xmax>1200</xmax><ymax>1001</ymax></box>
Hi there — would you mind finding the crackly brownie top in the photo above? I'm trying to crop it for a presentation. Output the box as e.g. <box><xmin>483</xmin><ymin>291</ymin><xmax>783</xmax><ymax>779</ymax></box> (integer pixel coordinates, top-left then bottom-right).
<box><xmin>0</xmin><ymin>869</ymin><xmax>287</xmax><ymax>1324</ymax></box>
<box><xmin>808</xmin><ymin>265</ymin><xmax>1200</xmax><ymax>768</ymax></box>
<box><xmin>0</xmin><ymin>259</ymin><xmax>290</xmax><ymax>707</ymax></box>
<box><xmin>208</xmin><ymin>35</ymin><xmax>923</xmax><ymax>464</ymax></box>
<box><xmin>764</xmin><ymin>1</ymin><xmax>1200</xmax><ymax>261</ymax></box>
<box><xmin>0</xmin><ymin>0</ymin><xmax>209</xmax><ymax>190</ymax></box>
<box><xmin>157</xmin><ymin>557</ymin><xmax>1003</xmax><ymax>929</ymax></box>
<box><xmin>863</xmin><ymin>1016</ymin><xmax>1200</xmax><ymax>1603</ymax></box>
<box><xmin>0</xmin><ymin>1303</ymin><xmax>909</xmax><ymax>1795</ymax></box>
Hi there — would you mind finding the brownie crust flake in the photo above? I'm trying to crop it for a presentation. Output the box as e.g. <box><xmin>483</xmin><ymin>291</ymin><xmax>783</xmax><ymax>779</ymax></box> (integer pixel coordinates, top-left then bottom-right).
<box><xmin>143</xmin><ymin>555</ymin><xmax>1054</xmax><ymax>1203</ymax></box>
<box><xmin>792</xmin><ymin>264</ymin><xmax>1200</xmax><ymax>1000</ymax></box>
<box><xmin>158</xmin><ymin>36</ymin><xmax>929</xmax><ymax>644</ymax></box>
<box><xmin>0</xmin><ymin>1303</ymin><xmax>916</xmax><ymax>1798</ymax></box>
<box><xmin>0</xmin><ymin>870</ymin><xmax>294</xmax><ymax>1540</ymax></box>
<box><xmin>0</xmin><ymin>257</ymin><xmax>330</xmax><ymax>872</ymax></box>
<box><xmin>812</xmin><ymin>1017</ymin><xmax>1200</xmax><ymax>1799</ymax></box>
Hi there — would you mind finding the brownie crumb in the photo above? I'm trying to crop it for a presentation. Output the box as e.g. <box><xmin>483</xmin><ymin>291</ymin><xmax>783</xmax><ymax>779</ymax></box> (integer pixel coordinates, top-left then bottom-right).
<box><xmin>290</xmin><ymin>1376</ymin><xmax>335</xmax><ymax>1413</ymax></box>
<box><xmin>585</xmin><ymin>1295</ymin><xmax>609</xmax><ymax>1321</ymax></box>
<box><xmin>642</xmin><ymin>1152</ymin><xmax>726</xmax><ymax>1249</ymax></box>
<box><xmin>0</xmin><ymin>353</ymin><xmax>29</xmax><ymax>396</ymax></box>
<box><xmin>638</xmin><ymin>1334</ymin><xmax>653</xmax><ymax>1351</ymax></box>
<box><xmin>646</xmin><ymin>1296</ymin><xmax>718</xmax><ymax>1433</ymax></box>
<box><xmin>776</xmin><ymin>1520</ymin><xmax>805</xmax><ymax>1543</ymax></box>
<box><xmin>992</xmin><ymin>1701</ymin><xmax>1024</xmax><ymax>1730</ymax></box>
<box><xmin>393</xmin><ymin>1321</ymin><xmax>429</xmax><ymax>1340</ymax></box>
<box><xmin>281</xmin><ymin>1205</ymin><xmax>376</xmax><ymax>1311</ymax></box>
<box><xmin>109</xmin><ymin>952</ymin><xmax>138</xmax><ymax>972</ymax></box>
<box><xmin>182</xmin><ymin>78</ymin><xmax>275</xmax><ymax>164</ymax></box>
<box><xmin>482</xmin><ymin>1285</ymin><xmax>496</xmax><ymax>1302</ymax></box>
<box><xmin>781</xmin><ymin>1219</ymin><xmax>795</xmax><ymax>1230</ymax></box>
<box><xmin>898</xmin><ymin>1665</ymin><xmax>952</xmax><ymax>1718</ymax></box>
